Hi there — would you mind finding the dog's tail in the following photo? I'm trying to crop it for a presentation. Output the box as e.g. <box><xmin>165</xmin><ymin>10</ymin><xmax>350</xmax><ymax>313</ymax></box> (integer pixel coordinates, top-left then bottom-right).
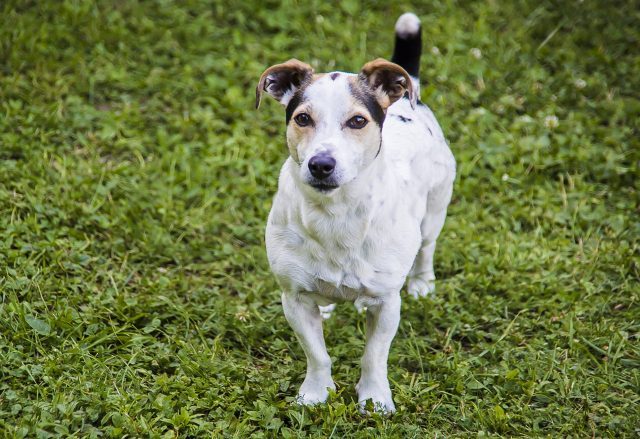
<box><xmin>391</xmin><ymin>12</ymin><xmax>422</xmax><ymax>94</ymax></box>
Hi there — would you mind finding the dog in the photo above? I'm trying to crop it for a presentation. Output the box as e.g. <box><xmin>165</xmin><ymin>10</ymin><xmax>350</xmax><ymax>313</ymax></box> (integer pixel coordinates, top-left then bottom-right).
<box><xmin>256</xmin><ymin>12</ymin><xmax>455</xmax><ymax>413</ymax></box>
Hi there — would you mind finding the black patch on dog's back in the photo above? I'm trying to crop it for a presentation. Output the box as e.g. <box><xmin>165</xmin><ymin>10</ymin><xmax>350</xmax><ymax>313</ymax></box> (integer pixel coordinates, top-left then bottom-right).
<box><xmin>395</xmin><ymin>115</ymin><xmax>412</xmax><ymax>123</ymax></box>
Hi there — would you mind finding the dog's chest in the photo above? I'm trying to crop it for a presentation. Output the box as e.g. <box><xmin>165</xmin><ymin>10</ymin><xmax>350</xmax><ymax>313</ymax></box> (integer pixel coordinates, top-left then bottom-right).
<box><xmin>300</xmin><ymin>205</ymin><xmax>376</xmax><ymax>291</ymax></box>
<box><xmin>267</xmin><ymin>194</ymin><xmax>420</xmax><ymax>299</ymax></box>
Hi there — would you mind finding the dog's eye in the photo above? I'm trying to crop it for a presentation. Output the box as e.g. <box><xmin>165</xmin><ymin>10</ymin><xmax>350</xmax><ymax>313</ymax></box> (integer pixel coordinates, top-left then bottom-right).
<box><xmin>346</xmin><ymin>115</ymin><xmax>368</xmax><ymax>129</ymax></box>
<box><xmin>294</xmin><ymin>113</ymin><xmax>312</xmax><ymax>127</ymax></box>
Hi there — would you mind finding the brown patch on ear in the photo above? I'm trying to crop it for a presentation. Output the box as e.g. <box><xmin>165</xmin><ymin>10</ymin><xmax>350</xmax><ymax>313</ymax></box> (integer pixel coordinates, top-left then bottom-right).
<box><xmin>358</xmin><ymin>58</ymin><xmax>416</xmax><ymax>109</ymax></box>
<box><xmin>255</xmin><ymin>59</ymin><xmax>314</xmax><ymax>109</ymax></box>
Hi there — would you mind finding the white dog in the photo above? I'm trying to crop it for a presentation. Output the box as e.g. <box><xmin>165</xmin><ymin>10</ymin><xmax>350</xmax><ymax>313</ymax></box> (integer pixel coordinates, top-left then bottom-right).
<box><xmin>256</xmin><ymin>12</ymin><xmax>455</xmax><ymax>413</ymax></box>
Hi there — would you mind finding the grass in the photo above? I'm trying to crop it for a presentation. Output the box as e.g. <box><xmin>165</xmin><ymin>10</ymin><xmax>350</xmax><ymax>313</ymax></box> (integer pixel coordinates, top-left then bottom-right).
<box><xmin>0</xmin><ymin>0</ymin><xmax>638</xmax><ymax>436</ymax></box>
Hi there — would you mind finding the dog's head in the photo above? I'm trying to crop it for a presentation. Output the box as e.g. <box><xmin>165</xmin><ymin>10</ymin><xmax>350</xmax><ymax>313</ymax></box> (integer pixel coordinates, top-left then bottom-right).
<box><xmin>256</xmin><ymin>59</ymin><xmax>415</xmax><ymax>194</ymax></box>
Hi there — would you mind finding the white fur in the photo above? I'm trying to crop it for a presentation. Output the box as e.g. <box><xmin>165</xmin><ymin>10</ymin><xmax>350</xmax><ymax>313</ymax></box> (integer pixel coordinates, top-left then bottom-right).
<box><xmin>279</xmin><ymin>88</ymin><xmax>295</xmax><ymax>106</ymax></box>
<box><xmin>265</xmin><ymin>67</ymin><xmax>455</xmax><ymax>413</ymax></box>
<box><xmin>395</xmin><ymin>13</ymin><xmax>421</xmax><ymax>39</ymax></box>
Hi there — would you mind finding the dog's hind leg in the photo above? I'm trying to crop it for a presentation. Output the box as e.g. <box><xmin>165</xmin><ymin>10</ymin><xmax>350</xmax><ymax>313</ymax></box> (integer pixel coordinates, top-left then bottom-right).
<box><xmin>282</xmin><ymin>292</ymin><xmax>335</xmax><ymax>405</ymax></box>
<box><xmin>408</xmin><ymin>207</ymin><xmax>448</xmax><ymax>298</ymax></box>
<box><xmin>408</xmin><ymin>178</ymin><xmax>453</xmax><ymax>298</ymax></box>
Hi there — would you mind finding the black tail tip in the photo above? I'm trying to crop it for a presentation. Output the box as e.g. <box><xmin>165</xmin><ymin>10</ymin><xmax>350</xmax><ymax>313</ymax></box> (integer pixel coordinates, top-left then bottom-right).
<box><xmin>395</xmin><ymin>12</ymin><xmax>421</xmax><ymax>39</ymax></box>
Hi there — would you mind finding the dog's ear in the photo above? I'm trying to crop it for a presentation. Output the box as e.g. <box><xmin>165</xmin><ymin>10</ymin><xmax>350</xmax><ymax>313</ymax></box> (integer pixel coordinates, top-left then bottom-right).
<box><xmin>358</xmin><ymin>58</ymin><xmax>416</xmax><ymax>110</ymax></box>
<box><xmin>255</xmin><ymin>59</ymin><xmax>314</xmax><ymax>109</ymax></box>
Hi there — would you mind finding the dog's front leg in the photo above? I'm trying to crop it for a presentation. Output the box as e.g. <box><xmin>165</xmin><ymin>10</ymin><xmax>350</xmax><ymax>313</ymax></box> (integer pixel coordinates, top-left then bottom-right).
<box><xmin>281</xmin><ymin>292</ymin><xmax>335</xmax><ymax>405</ymax></box>
<box><xmin>356</xmin><ymin>293</ymin><xmax>401</xmax><ymax>414</ymax></box>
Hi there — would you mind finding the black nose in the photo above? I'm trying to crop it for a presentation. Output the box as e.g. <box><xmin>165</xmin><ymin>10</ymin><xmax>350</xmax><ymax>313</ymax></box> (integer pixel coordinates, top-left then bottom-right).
<box><xmin>308</xmin><ymin>154</ymin><xmax>336</xmax><ymax>180</ymax></box>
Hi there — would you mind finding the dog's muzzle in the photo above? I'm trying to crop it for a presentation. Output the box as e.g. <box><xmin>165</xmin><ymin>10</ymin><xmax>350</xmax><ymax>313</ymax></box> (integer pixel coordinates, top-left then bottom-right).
<box><xmin>307</xmin><ymin>153</ymin><xmax>338</xmax><ymax>192</ymax></box>
<box><xmin>308</xmin><ymin>154</ymin><xmax>335</xmax><ymax>179</ymax></box>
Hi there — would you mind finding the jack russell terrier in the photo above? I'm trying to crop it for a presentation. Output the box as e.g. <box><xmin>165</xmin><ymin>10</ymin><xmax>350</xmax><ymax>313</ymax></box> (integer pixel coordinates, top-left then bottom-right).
<box><xmin>256</xmin><ymin>12</ymin><xmax>456</xmax><ymax>413</ymax></box>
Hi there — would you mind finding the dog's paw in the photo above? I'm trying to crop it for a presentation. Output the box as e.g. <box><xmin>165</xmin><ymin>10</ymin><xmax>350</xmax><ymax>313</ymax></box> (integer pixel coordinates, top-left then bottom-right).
<box><xmin>296</xmin><ymin>378</ymin><xmax>335</xmax><ymax>405</ymax></box>
<box><xmin>356</xmin><ymin>380</ymin><xmax>396</xmax><ymax>414</ymax></box>
<box><xmin>407</xmin><ymin>276</ymin><xmax>436</xmax><ymax>299</ymax></box>
<box><xmin>318</xmin><ymin>304</ymin><xmax>336</xmax><ymax>320</ymax></box>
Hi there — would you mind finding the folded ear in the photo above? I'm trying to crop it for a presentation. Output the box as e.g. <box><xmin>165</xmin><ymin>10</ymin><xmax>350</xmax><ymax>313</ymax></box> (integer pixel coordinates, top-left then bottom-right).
<box><xmin>255</xmin><ymin>59</ymin><xmax>314</xmax><ymax>109</ymax></box>
<box><xmin>358</xmin><ymin>58</ymin><xmax>416</xmax><ymax>109</ymax></box>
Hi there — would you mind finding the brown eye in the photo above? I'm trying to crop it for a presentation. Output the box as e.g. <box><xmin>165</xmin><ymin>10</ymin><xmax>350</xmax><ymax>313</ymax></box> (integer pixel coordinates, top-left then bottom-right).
<box><xmin>346</xmin><ymin>115</ymin><xmax>368</xmax><ymax>129</ymax></box>
<box><xmin>294</xmin><ymin>112</ymin><xmax>312</xmax><ymax>127</ymax></box>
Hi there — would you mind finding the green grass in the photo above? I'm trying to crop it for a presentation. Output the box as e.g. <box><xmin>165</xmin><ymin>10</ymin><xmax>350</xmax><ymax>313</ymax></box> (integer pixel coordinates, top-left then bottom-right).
<box><xmin>1</xmin><ymin>0</ymin><xmax>638</xmax><ymax>436</ymax></box>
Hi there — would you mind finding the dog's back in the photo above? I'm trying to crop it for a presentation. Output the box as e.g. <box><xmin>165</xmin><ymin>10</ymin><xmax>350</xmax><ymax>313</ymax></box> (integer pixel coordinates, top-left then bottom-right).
<box><xmin>384</xmin><ymin>13</ymin><xmax>455</xmax><ymax>204</ymax></box>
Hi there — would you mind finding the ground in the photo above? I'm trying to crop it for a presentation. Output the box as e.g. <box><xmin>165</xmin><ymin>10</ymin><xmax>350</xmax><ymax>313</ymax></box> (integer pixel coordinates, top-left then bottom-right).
<box><xmin>0</xmin><ymin>0</ymin><xmax>638</xmax><ymax>437</ymax></box>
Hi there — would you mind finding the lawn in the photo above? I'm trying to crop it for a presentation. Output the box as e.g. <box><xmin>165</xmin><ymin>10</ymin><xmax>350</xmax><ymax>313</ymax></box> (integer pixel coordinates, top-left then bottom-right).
<box><xmin>1</xmin><ymin>0</ymin><xmax>638</xmax><ymax>437</ymax></box>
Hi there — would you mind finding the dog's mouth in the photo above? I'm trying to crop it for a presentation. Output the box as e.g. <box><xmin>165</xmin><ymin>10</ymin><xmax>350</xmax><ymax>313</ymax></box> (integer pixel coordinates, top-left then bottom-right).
<box><xmin>310</xmin><ymin>182</ymin><xmax>339</xmax><ymax>193</ymax></box>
